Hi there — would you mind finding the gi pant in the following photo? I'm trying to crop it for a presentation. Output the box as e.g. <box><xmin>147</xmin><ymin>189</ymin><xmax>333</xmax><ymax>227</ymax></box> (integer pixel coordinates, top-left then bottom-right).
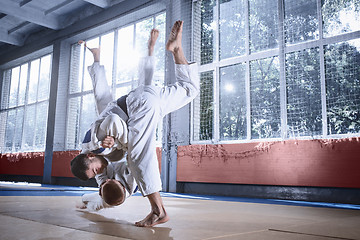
<box><xmin>126</xmin><ymin>63</ymin><xmax>199</xmax><ymax>196</ymax></box>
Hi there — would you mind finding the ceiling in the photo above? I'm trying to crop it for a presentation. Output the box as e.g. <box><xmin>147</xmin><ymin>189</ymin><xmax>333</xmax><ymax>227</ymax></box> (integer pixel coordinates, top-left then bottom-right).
<box><xmin>0</xmin><ymin>0</ymin><xmax>126</xmax><ymax>56</ymax></box>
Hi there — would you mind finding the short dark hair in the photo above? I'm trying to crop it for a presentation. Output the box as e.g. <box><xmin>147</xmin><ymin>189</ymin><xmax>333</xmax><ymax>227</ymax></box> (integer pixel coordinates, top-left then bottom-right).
<box><xmin>70</xmin><ymin>154</ymin><xmax>90</xmax><ymax>181</ymax></box>
<box><xmin>102</xmin><ymin>181</ymin><xmax>125</xmax><ymax>206</ymax></box>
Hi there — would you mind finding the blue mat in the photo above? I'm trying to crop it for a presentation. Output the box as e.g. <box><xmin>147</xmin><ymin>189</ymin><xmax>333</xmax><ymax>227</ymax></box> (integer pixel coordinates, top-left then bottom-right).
<box><xmin>1</xmin><ymin>181</ymin><xmax>359</xmax><ymax>210</ymax></box>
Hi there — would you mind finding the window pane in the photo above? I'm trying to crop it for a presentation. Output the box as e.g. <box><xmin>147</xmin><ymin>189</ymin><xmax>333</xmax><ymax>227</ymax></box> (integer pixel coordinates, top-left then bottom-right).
<box><xmin>79</xmin><ymin>94</ymin><xmax>97</xmax><ymax>146</ymax></box>
<box><xmin>249</xmin><ymin>0</ymin><xmax>278</xmax><ymax>53</ymax></box>
<box><xmin>14</xmin><ymin>107</ymin><xmax>24</xmax><ymax>152</ymax></box>
<box><xmin>9</xmin><ymin>66</ymin><xmax>20</xmax><ymax>108</ymax></box>
<box><xmin>69</xmin><ymin>44</ymin><xmax>84</xmax><ymax>94</ymax></box>
<box><xmin>201</xmin><ymin>0</ymin><xmax>216</xmax><ymax>64</ymax></box>
<box><xmin>285</xmin><ymin>0</ymin><xmax>319</xmax><ymax>45</ymax></box>
<box><xmin>322</xmin><ymin>0</ymin><xmax>360</xmax><ymax>38</ymax></box>
<box><xmin>0</xmin><ymin>111</ymin><xmax>7</xmax><ymax>152</ymax></box>
<box><xmin>154</xmin><ymin>13</ymin><xmax>166</xmax><ymax>86</ymax></box>
<box><xmin>18</xmin><ymin>64</ymin><xmax>28</xmax><ymax>106</ymax></box>
<box><xmin>286</xmin><ymin>48</ymin><xmax>322</xmax><ymax>137</ymax></box>
<box><xmin>1</xmin><ymin>70</ymin><xmax>11</xmax><ymax>109</ymax></box>
<box><xmin>66</xmin><ymin>97</ymin><xmax>81</xmax><ymax>149</ymax></box>
<box><xmin>117</xmin><ymin>25</ymin><xmax>136</xmax><ymax>84</ymax></box>
<box><xmin>28</xmin><ymin>59</ymin><xmax>40</xmax><ymax>104</ymax></box>
<box><xmin>35</xmin><ymin>102</ymin><xmax>48</xmax><ymax>149</ymax></box>
<box><xmin>100</xmin><ymin>32</ymin><xmax>115</xmax><ymax>87</ymax></box>
<box><xmin>84</xmin><ymin>38</ymin><xmax>99</xmax><ymax>92</ymax></box>
<box><xmin>219</xmin><ymin>0</ymin><xmax>246</xmax><ymax>59</ymax></box>
<box><xmin>135</xmin><ymin>18</ymin><xmax>154</xmax><ymax>57</ymax></box>
<box><xmin>24</xmin><ymin>105</ymin><xmax>36</xmax><ymax>150</ymax></box>
<box><xmin>219</xmin><ymin>63</ymin><xmax>247</xmax><ymax>140</ymax></box>
<box><xmin>38</xmin><ymin>55</ymin><xmax>51</xmax><ymax>101</ymax></box>
<box><xmin>194</xmin><ymin>71</ymin><xmax>213</xmax><ymax>141</ymax></box>
<box><xmin>325</xmin><ymin>39</ymin><xmax>360</xmax><ymax>134</ymax></box>
<box><xmin>5</xmin><ymin>109</ymin><xmax>16</xmax><ymax>151</ymax></box>
<box><xmin>250</xmin><ymin>57</ymin><xmax>281</xmax><ymax>139</ymax></box>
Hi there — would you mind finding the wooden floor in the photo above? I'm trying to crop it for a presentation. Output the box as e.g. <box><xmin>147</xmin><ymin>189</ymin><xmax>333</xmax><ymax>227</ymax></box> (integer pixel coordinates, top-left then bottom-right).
<box><xmin>0</xmin><ymin>182</ymin><xmax>360</xmax><ymax>240</ymax></box>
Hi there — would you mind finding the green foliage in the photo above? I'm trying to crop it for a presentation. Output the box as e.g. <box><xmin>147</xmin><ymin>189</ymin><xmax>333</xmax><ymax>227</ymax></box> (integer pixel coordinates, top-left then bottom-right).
<box><xmin>197</xmin><ymin>0</ymin><xmax>360</xmax><ymax>140</ymax></box>
<box><xmin>325</xmin><ymin>42</ymin><xmax>360</xmax><ymax>134</ymax></box>
<box><xmin>200</xmin><ymin>71</ymin><xmax>214</xmax><ymax>140</ymax></box>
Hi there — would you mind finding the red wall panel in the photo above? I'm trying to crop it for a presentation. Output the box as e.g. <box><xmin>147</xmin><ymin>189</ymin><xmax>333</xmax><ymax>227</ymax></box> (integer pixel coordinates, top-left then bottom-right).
<box><xmin>177</xmin><ymin>138</ymin><xmax>360</xmax><ymax>188</ymax></box>
<box><xmin>51</xmin><ymin>150</ymin><xmax>80</xmax><ymax>177</ymax></box>
<box><xmin>0</xmin><ymin>152</ymin><xmax>44</xmax><ymax>176</ymax></box>
<box><xmin>0</xmin><ymin>148</ymin><xmax>162</xmax><ymax>178</ymax></box>
<box><xmin>1</xmin><ymin>139</ymin><xmax>359</xmax><ymax>189</ymax></box>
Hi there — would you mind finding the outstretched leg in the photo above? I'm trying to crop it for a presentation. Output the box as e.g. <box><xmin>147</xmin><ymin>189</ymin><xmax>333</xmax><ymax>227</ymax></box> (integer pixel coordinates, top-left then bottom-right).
<box><xmin>166</xmin><ymin>20</ymin><xmax>188</xmax><ymax>65</ymax></box>
<box><xmin>139</xmin><ymin>29</ymin><xmax>159</xmax><ymax>86</ymax></box>
<box><xmin>148</xmin><ymin>29</ymin><xmax>159</xmax><ymax>56</ymax></box>
<box><xmin>133</xmin><ymin>21</ymin><xmax>190</xmax><ymax>228</ymax></box>
<box><xmin>78</xmin><ymin>40</ymin><xmax>112</xmax><ymax>114</ymax></box>
<box><xmin>78</xmin><ymin>40</ymin><xmax>100</xmax><ymax>62</ymax></box>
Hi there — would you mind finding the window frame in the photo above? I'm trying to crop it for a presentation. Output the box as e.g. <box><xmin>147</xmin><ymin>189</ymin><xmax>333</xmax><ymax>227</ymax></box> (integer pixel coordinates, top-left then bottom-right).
<box><xmin>65</xmin><ymin>12</ymin><xmax>166</xmax><ymax>150</ymax></box>
<box><xmin>191</xmin><ymin>0</ymin><xmax>360</xmax><ymax>144</ymax></box>
<box><xmin>0</xmin><ymin>53</ymin><xmax>52</xmax><ymax>153</ymax></box>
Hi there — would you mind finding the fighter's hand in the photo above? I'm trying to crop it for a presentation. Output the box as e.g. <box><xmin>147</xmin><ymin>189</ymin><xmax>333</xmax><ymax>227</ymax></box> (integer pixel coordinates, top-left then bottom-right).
<box><xmin>76</xmin><ymin>201</ymin><xmax>87</xmax><ymax>209</ymax></box>
<box><xmin>101</xmin><ymin>136</ymin><xmax>115</xmax><ymax>148</ymax></box>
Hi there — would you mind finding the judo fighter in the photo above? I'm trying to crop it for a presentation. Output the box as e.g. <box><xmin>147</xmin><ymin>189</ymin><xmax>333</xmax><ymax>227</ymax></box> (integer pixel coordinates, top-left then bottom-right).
<box><xmin>71</xmin><ymin>20</ymin><xmax>199</xmax><ymax>227</ymax></box>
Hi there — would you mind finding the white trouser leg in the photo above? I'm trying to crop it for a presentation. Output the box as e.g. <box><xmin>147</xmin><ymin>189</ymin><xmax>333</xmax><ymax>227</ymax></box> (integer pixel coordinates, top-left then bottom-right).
<box><xmin>127</xmin><ymin>88</ymin><xmax>162</xmax><ymax>196</ymax></box>
<box><xmin>126</xmin><ymin>63</ymin><xmax>199</xmax><ymax>196</ymax></box>
<box><xmin>88</xmin><ymin>62</ymin><xmax>113</xmax><ymax>115</ymax></box>
<box><xmin>158</xmin><ymin>63</ymin><xmax>200</xmax><ymax>115</ymax></box>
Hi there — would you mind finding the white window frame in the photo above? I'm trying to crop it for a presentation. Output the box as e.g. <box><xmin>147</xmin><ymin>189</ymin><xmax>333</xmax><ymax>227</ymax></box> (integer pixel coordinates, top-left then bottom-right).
<box><xmin>191</xmin><ymin>0</ymin><xmax>360</xmax><ymax>144</ymax></box>
<box><xmin>66</xmin><ymin>12</ymin><xmax>166</xmax><ymax>150</ymax></box>
<box><xmin>0</xmin><ymin>54</ymin><xmax>52</xmax><ymax>153</ymax></box>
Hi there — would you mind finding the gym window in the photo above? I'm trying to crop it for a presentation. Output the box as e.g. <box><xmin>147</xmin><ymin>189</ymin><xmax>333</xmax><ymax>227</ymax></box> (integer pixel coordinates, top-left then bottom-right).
<box><xmin>66</xmin><ymin>12</ymin><xmax>166</xmax><ymax>150</ymax></box>
<box><xmin>0</xmin><ymin>54</ymin><xmax>52</xmax><ymax>152</ymax></box>
<box><xmin>192</xmin><ymin>0</ymin><xmax>360</xmax><ymax>143</ymax></box>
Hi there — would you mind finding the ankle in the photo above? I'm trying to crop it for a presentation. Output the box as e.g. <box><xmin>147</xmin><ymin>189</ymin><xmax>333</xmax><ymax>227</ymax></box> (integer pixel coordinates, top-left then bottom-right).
<box><xmin>152</xmin><ymin>207</ymin><xmax>161</xmax><ymax>216</ymax></box>
<box><xmin>148</xmin><ymin>46</ymin><xmax>155</xmax><ymax>56</ymax></box>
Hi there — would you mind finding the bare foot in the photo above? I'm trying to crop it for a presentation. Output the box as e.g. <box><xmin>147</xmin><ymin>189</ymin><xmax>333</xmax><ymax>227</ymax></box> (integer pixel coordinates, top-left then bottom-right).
<box><xmin>78</xmin><ymin>40</ymin><xmax>100</xmax><ymax>62</ymax></box>
<box><xmin>166</xmin><ymin>20</ymin><xmax>183</xmax><ymax>53</ymax></box>
<box><xmin>135</xmin><ymin>208</ymin><xmax>169</xmax><ymax>227</ymax></box>
<box><xmin>148</xmin><ymin>29</ymin><xmax>159</xmax><ymax>50</ymax></box>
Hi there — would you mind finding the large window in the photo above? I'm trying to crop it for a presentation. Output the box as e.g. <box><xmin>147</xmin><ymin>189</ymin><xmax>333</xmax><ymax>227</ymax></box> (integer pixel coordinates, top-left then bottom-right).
<box><xmin>66</xmin><ymin>13</ymin><xmax>166</xmax><ymax>149</ymax></box>
<box><xmin>0</xmin><ymin>55</ymin><xmax>52</xmax><ymax>152</ymax></box>
<box><xmin>192</xmin><ymin>0</ymin><xmax>360</xmax><ymax>142</ymax></box>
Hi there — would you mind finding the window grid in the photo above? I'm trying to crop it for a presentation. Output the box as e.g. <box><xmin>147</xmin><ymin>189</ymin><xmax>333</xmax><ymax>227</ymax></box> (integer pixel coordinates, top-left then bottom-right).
<box><xmin>67</xmin><ymin>12</ymin><xmax>166</xmax><ymax>150</ymax></box>
<box><xmin>192</xmin><ymin>0</ymin><xmax>360</xmax><ymax>144</ymax></box>
<box><xmin>0</xmin><ymin>55</ymin><xmax>52</xmax><ymax>152</ymax></box>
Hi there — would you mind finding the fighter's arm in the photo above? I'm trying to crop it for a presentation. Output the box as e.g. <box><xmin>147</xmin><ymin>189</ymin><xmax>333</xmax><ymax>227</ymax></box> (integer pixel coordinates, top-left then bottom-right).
<box><xmin>98</xmin><ymin>114</ymin><xmax>127</xmax><ymax>151</ymax></box>
<box><xmin>101</xmin><ymin>136</ymin><xmax>115</xmax><ymax>148</ymax></box>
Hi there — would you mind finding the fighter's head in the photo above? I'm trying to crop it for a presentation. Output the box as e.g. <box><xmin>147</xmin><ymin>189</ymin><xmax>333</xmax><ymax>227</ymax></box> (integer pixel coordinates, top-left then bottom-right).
<box><xmin>70</xmin><ymin>153</ymin><xmax>108</xmax><ymax>180</ymax></box>
<box><xmin>100</xmin><ymin>179</ymin><xmax>126</xmax><ymax>206</ymax></box>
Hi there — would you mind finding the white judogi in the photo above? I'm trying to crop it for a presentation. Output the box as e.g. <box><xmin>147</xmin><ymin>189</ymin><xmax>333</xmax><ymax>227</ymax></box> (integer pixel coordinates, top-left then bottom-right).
<box><xmin>81</xmin><ymin>159</ymin><xmax>137</xmax><ymax>211</ymax></box>
<box><xmin>81</xmin><ymin>56</ymin><xmax>200</xmax><ymax>197</ymax></box>
<box><xmin>126</xmin><ymin>62</ymin><xmax>200</xmax><ymax>196</ymax></box>
<box><xmin>80</xmin><ymin>62</ymin><xmax>128</xmax><ymax>161</ymax></box>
